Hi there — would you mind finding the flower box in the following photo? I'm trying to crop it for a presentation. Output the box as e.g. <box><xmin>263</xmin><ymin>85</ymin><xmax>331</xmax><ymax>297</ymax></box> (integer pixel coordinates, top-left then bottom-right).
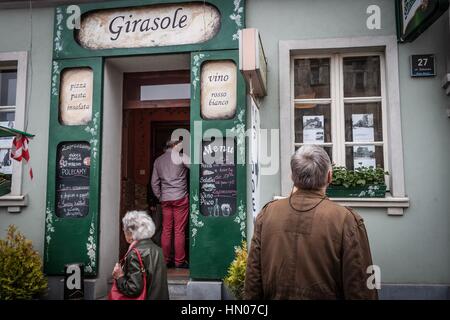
<box><xmin>326</xmin><ymin>184</ymin><xmax>386</xmax><ymax>198</ymax></box>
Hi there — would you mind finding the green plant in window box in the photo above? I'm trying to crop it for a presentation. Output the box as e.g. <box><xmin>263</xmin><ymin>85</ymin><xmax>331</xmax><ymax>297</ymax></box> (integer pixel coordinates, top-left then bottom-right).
<box><xmin>0</xmin><ymin>225</ymin><xmax>48</xmax><ymax>300</ymax></box>
<box><xmin>326</xmin><ymin>166</ymin><xmax>389</xmax><ymax>198</ymax></box>
<box><xmin>0</xmin><ymin>173</ymin><xmax>11</xmax><ymax>197</ymax></box>
<box><xmin>223</xmin><ymin>241</ymin><xmax>247</xmax><ymax>300</ymax></box>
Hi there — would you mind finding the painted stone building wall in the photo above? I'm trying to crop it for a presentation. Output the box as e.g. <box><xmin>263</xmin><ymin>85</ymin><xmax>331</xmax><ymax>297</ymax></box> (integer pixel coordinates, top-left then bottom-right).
<box><xmin>0</xmin><ymin>7</ymin><xmax>54</xmax><ymax>256</ymax></box>
<box><xmin>246</xmin><ymin>0</ymin><xmax>450</xmax><ymax>297</ymax></box>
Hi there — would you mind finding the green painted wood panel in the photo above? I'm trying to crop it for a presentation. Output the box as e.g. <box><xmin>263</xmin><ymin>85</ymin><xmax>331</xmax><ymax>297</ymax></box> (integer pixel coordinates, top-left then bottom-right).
<box><xmin>53</xmin><ymin>0</ymin><xmax>245</xmax><ymax>59</ymax></box>
<box><xmin>44</xmin><ymin>58</ymin><xmax>103</xmax><ymax>276</ymax></box>
<box><xmin>190</xmin><ymin>50</ymin><xmax>247</xmax><ymax>280</ymax></box>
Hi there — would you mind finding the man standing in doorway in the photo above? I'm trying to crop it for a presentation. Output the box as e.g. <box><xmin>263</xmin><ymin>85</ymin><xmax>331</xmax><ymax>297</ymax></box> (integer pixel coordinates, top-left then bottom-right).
<box><xmin>151</xmin><ymin>139</ymin><xmax>190</xmax><ymax>269</ymax></box>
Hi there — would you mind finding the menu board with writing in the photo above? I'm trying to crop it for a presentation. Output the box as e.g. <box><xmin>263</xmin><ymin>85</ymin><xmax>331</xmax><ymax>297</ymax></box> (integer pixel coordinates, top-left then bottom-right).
<box><xmin>200</xmin><ymin>138</ymin><xmax>236</xmax><ymax>217</ymax></box>
<box><xmin>56</xmin><ymin>142</ymin><xmax>91</xmax><ymax>218</ymax></box>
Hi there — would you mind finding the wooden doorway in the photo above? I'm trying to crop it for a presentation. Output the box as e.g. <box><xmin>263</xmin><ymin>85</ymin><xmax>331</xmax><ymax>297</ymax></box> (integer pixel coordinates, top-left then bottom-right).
<box><xmin>120</xmin><ymin>70</ymin><xmax>190</xmax><ymax>258</ymax></box>
<box><xmin>150</xmin><ymin>121</ymin><xmax>190</xmax><ymax>263</ymax></box>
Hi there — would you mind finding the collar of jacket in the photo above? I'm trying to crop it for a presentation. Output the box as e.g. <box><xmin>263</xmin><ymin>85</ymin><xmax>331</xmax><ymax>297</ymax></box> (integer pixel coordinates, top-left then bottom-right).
<box><xmin>293</xmin><ymin>188</ymin><xmax>326</xmax><ymax>198</ymax></box>
<box><xmin>289</xmin><ymin>188</ymin><xmax>328</xmax><ymax>211</ymax></box>
<box><xmin>126</xmin><ymin>239</ymin><xmax>155</xmax><ymax>257</ymax></box>
<box><xmin>134</xmin><ymin>238</ymin><xmax>154</xmax><ymax>247</ymax></box>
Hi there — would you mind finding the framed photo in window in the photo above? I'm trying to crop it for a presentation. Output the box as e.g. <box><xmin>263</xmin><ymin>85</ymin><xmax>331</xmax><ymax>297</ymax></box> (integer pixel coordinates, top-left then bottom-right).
<box><xmin>353</xmin><ymin>145</ymin><xmax>376</xmax><ymax>169</ymax></box>
<box><xmin>303</xmin><ymin>115</ymin><xmax>325</xmax><ymax>144</ymax></box>
<box><xmin>352</xmin><ymin>114</ymin><xmax>374</xmax><ymax>142</ymax></box>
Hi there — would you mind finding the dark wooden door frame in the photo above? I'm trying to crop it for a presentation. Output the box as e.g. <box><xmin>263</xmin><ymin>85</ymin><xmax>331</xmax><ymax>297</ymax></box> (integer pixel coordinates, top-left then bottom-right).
<box><xmin>119</xmin><ymin>69</ymin><xmax>190</xmax><ymax>259</ymax></box>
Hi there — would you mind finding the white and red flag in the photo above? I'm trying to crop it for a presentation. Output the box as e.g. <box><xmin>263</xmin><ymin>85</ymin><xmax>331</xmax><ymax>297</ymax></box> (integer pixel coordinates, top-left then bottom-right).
<box><xmin>10</xmin><ymin>134</ymin><xmax>33</xmax><ymax>179</ymax></box>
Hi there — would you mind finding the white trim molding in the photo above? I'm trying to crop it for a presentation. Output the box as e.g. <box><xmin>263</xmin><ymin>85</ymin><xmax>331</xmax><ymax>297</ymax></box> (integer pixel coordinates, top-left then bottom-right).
<box><xmin>0</xmin><ymin>51</ymin><xmax>29</xmax><ymax>212</ymax></box>
<box><xmin>274</xmin><ymin>193</ymin><xmax>409</xmax><ymax>216</ymax></box>
<box><xmin>0</xmin><ymin>195</ymin><xmax>28</xmax><ymax>212</ymax></box>
<box><xmin>279</xmin><ymin>36</ymin><xmax>409</xmax><ymax>215</ymax></box>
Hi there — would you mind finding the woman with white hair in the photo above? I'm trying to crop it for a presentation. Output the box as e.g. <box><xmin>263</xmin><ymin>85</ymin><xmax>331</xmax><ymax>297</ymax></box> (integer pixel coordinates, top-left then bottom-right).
<box><xmin>111</xmin><ymin>210</ymin><xmax>169</xmax><ymax>300</ymax></box>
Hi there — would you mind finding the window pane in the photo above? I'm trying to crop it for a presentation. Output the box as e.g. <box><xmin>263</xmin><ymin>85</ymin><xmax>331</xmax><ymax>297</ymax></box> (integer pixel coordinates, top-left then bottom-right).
<box><xmin>0</xmin><ymin>111</ymin><xmax>15</xmax><ymax>122</ymax></box>
<box><xmin>343</xmin><ymin>56</ymin><xmax>380</xmax><ymax>97</ymax></box>
<box><xmin>0</xmin><ymin>112</ymin><xmax>15</xmax><ymax>174</ymax></box>
<box><xmin>346</xmin><ymin>145</ymin><xmax>384</xmax><ymax>170</ymax></box>
<box><xmin>296</xmin><ymin>145</ymin><xmax>333</xmax><ymax>163</ymax></box>
<box><xmin>0</xmin><ymin>148</ymin><xmax>13</xmax><ymax>174</ymax></box>
<box><xmin>140</xmin><ymin>83</ymin><xmax>190</xmax><ymax>101</ymax></box>
<box><xmin>294</xmin><ymin>58</ymin><xmax>330</xmax><ymax>99</ymax></box>
<box><xmin>294</xmin><ymin>103</ymin><xmax>331</xmax><ymax>143</ymax></box>
<box><xmin>344</xmin><ymin>103</ymin><xmax>383</xmax><ymax>142</ymax></box>
<box><xmin>0</xmin><ymin>70</ymin><xmax>17</xmax><ymax>106</ymax></box>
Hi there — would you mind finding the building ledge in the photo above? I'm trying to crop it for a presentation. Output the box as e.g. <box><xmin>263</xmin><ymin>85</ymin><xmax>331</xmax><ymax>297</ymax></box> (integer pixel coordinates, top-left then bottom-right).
<box><xmin>0</xmin><ymin>194</ymin><xmax>28</xmax><ymax>213</ymax></box>
<box><xmin>273</xmin><ymin>193</ymin><xmax>409</xmax><ymax>216</ymax></box>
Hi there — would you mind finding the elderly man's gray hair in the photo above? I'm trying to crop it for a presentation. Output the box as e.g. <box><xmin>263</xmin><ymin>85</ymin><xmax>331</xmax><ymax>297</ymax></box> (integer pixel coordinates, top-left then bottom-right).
<box><xmin>122</xmin><ymin>211</ymin><xmax>155</xmax><ymax>241</ymax></box>
<box><xmin>291</xmin><ymin>145</ymin><xmax>332</xmax><ymax>190</ymax></box>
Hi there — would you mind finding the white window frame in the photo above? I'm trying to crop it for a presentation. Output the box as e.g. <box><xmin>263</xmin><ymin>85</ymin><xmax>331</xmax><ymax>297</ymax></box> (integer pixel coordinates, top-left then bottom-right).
<box><xmin>292</xmin><ymin>53</ymin><xmax>389</xmax><ymax>187</ymax></box>
<box><xmin>291</xmin><ymin>53</ymin><xmax>335</xmax><ymax>160</ymax></box>
<box><xmin>279</xmin><ymin>36</ymin><xmax>409</xmax><ymax>215</ymax></box>
<box><xmin>0</xmin><ymin>51</ymin><xmax>28</xmax><ymax>211</ymax></box>
<box><xmin>338</xmin><ymin>52</ymin><xmax>389</xmax><ymax>181</ymax></box>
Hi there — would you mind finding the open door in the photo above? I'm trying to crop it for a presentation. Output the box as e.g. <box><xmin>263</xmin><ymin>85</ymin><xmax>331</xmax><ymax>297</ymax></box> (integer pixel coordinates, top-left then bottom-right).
<box><xmin>120</xmin><ymin>70</ymin><xmax>190</xmax><ymax>258</ymax></box>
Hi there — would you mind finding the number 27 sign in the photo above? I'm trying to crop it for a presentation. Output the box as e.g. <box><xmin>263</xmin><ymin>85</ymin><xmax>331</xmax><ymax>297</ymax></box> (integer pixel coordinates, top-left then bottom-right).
<box><xmin>410</xmin><ymin>54</ymin><xmax>436</xmax><ymax>77</ymax></box>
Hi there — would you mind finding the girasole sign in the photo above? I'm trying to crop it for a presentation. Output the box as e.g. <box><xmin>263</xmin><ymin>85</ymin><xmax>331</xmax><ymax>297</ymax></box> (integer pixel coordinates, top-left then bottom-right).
<box><xmin>76</xmin><ymin>3</ymin><xmax>221</xmax><ymax>50</ymax></box>
<box><xmin>53</xmin><ymin>0</ymin><xmax>245</xmax><ymax>59</ymax></box>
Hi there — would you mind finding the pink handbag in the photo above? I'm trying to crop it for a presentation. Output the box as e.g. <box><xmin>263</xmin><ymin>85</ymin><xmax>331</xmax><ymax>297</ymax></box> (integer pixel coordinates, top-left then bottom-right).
<box><xmin>108</xmin><ymin>248</ymin><xmax>147</xmax><ymax>300</ymax></box>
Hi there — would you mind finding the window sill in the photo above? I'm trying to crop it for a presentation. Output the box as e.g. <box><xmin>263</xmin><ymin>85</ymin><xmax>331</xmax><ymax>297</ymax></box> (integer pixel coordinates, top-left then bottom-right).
<box><xmin>0</xmin><ymin>194</ymin><xmax>28</xmax><ymax>213</ymax></box>
<box><xmin>273</xmin><ymin>193</ymin><xmax>409</xmax><ymax>216</ymax></box>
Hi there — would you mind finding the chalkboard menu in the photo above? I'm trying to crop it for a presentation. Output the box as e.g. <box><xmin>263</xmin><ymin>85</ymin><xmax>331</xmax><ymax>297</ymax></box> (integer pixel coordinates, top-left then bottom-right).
<box><xmin>56</xmin><ymin>142</ymin><xmax>91</xmax><ymax>218</ymax></box>
<box><xmin>200</xmin><ymin>138</ymin><xmax>236</xmax><ymax>217</ymax></box>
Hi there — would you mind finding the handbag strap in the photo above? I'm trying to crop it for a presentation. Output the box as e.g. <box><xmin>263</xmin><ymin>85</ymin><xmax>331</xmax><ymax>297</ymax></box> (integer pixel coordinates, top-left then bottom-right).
<box><xmin>131</xmin><ymin>248</ymin><xmax>146</xmax><ymax>274</ymax></box>
<box><xmin>132</xmin><ymin>248</ymin><xmax>148</xmax><ymax>297</ymax></box>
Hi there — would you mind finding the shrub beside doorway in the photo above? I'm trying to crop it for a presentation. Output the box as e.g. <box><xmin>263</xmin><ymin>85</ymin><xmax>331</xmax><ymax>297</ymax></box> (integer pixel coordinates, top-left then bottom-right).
<box><xmin>0</xmin><ymin>225</ymin><xmax>47</xmax><ymax>300</ymax></box>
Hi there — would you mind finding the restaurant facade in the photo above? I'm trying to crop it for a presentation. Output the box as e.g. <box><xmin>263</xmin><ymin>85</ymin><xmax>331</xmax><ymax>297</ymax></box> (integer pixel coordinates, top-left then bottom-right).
<box><xmin>0</xmin><ymin>0</ymin><xmax>449</xmax><ymax>299</ymax></box>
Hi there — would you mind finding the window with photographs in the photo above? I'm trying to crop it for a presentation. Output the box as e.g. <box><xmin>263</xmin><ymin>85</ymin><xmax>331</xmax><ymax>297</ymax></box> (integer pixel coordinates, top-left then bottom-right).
<box><xmin>0</xmin><ymin>68</ymin><xmax>17</xmax><ymax>175</ymax></box>
<box><xmin>293</xmin><ymin>54</ymin><xmax>387</xmax><ymax>178</ymax></box>
<box><xmin>0</xmin><ymin>51</ymin><xmax>28</xmax><ymax>204</ymax></box>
